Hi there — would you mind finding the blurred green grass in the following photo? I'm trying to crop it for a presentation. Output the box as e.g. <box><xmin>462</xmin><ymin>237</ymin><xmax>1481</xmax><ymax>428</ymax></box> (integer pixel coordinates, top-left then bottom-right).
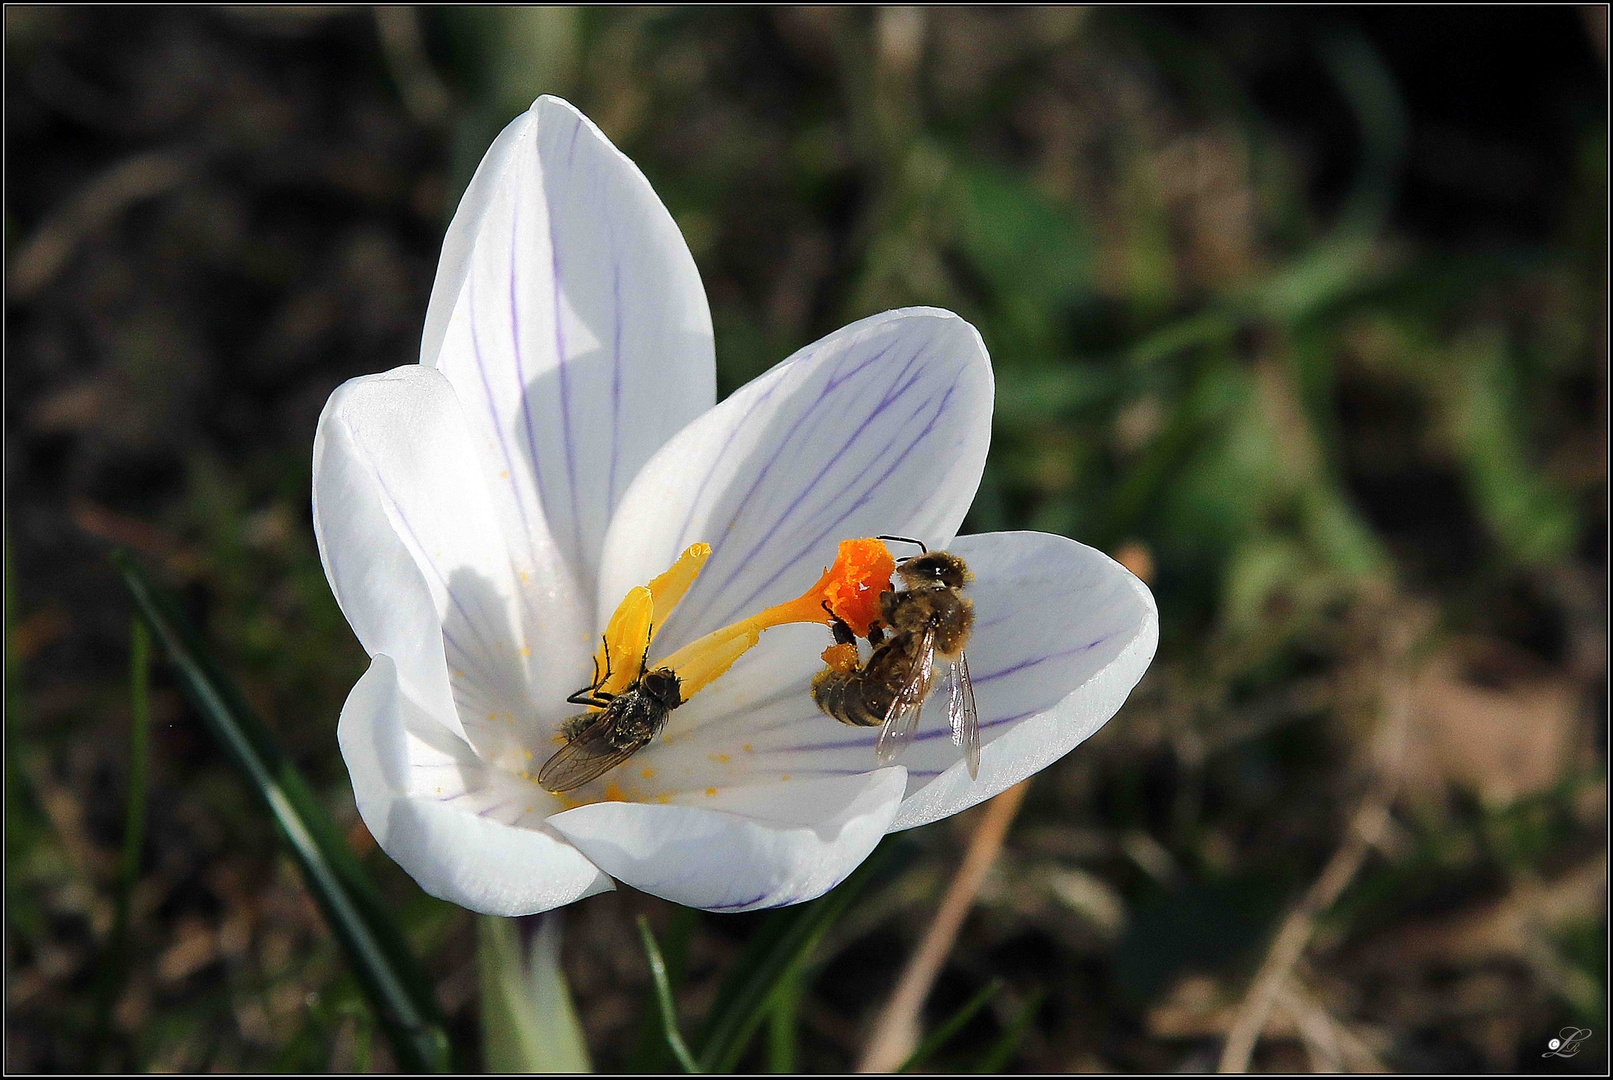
<box><xmin>6</xmin><ymin>7</ymin><xmax>1605</xmax><ymax>1073</ymax></box>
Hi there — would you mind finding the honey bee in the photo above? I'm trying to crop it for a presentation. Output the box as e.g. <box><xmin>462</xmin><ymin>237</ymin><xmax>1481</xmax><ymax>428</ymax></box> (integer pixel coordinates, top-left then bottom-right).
<box><xmin>538</xmin><ymin>642</ymin><xmax>683</xmax><ymax>794</ymax></box>
<box><xmin>811</xmin><ymin>536</ymin><xmax>980</xmax><ymax>778</ymax></box>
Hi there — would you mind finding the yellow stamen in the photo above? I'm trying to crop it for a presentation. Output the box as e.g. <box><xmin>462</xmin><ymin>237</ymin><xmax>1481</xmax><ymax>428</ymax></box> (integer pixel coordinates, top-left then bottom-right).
<box><xmin>595</xmin><ymin>586</ymin><xmax>652</xmax><ymax>698</ymax></box>
<box><xmin>648</xmin><ymin>542</ymin><xmax>711</xmax><ymax>632</ymax></box>
<box><xmin>568</xmin><ymin>538</ymin><xmax>892</xmax><ymax>758</ymax></box>
<box><xmin>592</xmin><ymin>543</ymin><xmax>710</xmax><ymax>698</ymax></box>
<box><xmin>660</xmin><ymin>538</ymin><xmax>896</xmax><ymax>697</ymax></box>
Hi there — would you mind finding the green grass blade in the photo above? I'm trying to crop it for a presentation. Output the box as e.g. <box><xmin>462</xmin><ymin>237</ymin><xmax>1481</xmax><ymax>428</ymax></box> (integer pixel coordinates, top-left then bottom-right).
<box><xmin>895</xmin><ymin>978</ymin><xmax>1005</xmax><ymax>1073</ymax></box>
<box><xmin>90</xmin><ymin>617</ymin><xmax>154</xmax><ymax>1064</ymax></box>
<box><xmin>637</xmin><ymin>915</ymin><xmax>700</xmax><ymax>1073</ymax></box>
<box><xmin>765</xmin><ymin>964</ymin><xmax>801</xmax><ymax>1073</ymax></box>
<box><xmin>972</xmin><ymin>988</ymin><xmax>1045</xmax><ymax>1073</ymax></box>
<box><xmin>695</xmin><ymin>841</ymin><xmax>898</xmax><ymax>1072</ymax></box>
<box><xmin>627</xmin><ymin>905</ymin><xmax>698</xmax><ymax>1072</ymax></box>
<box><xmin>111</xmin><ymin>550</ymin><xmax>451</xmax><ymax>1073</ymax></box>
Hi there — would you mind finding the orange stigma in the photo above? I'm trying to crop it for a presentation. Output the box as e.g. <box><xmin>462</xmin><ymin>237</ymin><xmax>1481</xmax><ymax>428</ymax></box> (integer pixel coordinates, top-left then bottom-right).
<box><xmin>752</xmin><ymin>537</ymin><xmax>896</xmax><ymax>638</ymax></box>
<box><xmin>661</xmin><ymin>538</ymin><xmax>896</xmax><ymax>696</ymax></box>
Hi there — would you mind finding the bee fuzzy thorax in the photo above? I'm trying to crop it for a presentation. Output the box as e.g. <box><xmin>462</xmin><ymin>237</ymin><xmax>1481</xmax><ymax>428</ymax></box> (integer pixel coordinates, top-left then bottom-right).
<box><xmin>895</xmin><ymin>550</ymin><xmax>972</xmax><ymax>589</ymax></box>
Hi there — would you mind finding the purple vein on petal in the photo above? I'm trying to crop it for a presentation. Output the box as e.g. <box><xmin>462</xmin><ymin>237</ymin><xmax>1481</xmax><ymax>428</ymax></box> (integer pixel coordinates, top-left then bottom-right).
<box><xmin>734</xmin><ymin>622</ymin><xmax>1125</xmax><ymax>751</ymax></box>
<box><xmin>970</xmin><ymin>632</ymin><xmax>1118</xmax><ymax>686</ymax></box>
<box><xmin>696</xmin><ymin>338</ymin><xmax>903</xmax><ymax>587</ymax></box>
<box><xmin>366</xmin><ymin>463</ymin><xmax>516</xmax><ymax>701</ymax></box>
<box><xmin>468</xmin><ymin>262</ymin><xmax>545</xmax><ymax>581</ymax></box>
<box><xmin>710</xmin><ymin>384</ymin><xmax>943</xmax><ymax>628</ymax></box>
<box><xmin>777</xmin><ymin>705</ymin><xmax>1042</xmax><ymax>754</ymax></box>
<box><xmin>439</xmin><ymin>627</ymin><xmax>503</xmax><ymax>702</ymax></box>
<box><xmin>606</xmin><ymin>229</ymin><xmax>624</xmax><ymax>511</ymax></box>
<box><xmin>672</xmin><ymin>375</ymin><xmax>785</xmax><ymax>551</ymax></box>
<box><xmin>711</xmin><ymin>366</ymin><xmax>954</xmax><ymax>627</ymax></box>
<box><xmin>555</xmin><ymin>116</ymin><xmax>586</xmax><ymax>577</ymax></box>
<box><xmin>369</xmin><ymin>468</ymin><xmax>502</xmax><ymax>656</ymax></box>
<box><xmin>707</xmin><ymin>892</ymin><xmax>769</xmax><ymax>912</ymax></box>
<box><xmin>703</xmin><ymin>341</ymin><xmax>925</xmax><ymax>608</ymax></box>
<box><xmin>677</xmin><ymin>343</ymin><xmax>871</xmax><ymax>567</ymax></box>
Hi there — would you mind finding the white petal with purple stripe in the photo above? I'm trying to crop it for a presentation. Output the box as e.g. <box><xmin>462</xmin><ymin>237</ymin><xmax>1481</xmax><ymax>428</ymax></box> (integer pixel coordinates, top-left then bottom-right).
<box><xmin>314</xmin><ymin>365</ymin><xmax>591</xmax><ymax>762</ymax></box>
<box><xmin>599</xmin><ymin>307</ymin><xmax>993</xmax><ymax>658</ymax></box>
<box><xmin>547</xmin><ymin>768</ymin><xmax>907</xmax><ymax>911</ymax></box>
<box><xmin>339</xmin><ymin>655</ymin><xmax>612</xmax><ymax>916</ymax></box>
<box><xmin>427</xmin><ymin>96</ymin><xmax>715</xmax><ymax>614</ymax></box>
<box><xmin>591</xmin><ymin>531</ymin><xmax>1155</xmax><ymax>816</ymax></box>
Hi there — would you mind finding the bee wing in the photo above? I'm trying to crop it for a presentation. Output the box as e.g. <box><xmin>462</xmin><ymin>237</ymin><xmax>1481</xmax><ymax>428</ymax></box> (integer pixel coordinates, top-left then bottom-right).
<box><xmin>537</xmin><ymin>713</ymin><xmax>648</xmax><ymax>794</ymax></box>
<box><xmin>875</xmin><ymin>626</ymin><xmax>936</xmax><ymax>767</ymax></box>
<box><xmin>948</xmin><ymin>651</ymin><xmax>980</xmax><ymax>780</ymax></box>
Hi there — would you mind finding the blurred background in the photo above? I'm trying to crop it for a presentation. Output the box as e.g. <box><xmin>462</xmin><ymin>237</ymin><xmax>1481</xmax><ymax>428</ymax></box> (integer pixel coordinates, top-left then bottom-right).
<box><xmin>5</xmin><ymin>6</ymin><xmax>1606</xmax><ymax>1073</ymax></box>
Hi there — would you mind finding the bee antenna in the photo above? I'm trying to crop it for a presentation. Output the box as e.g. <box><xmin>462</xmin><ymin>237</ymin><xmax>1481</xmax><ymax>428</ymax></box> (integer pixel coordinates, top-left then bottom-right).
<box><xmin>876</xmin><ymin>534</ymin><xmax>928</xmax><ymax>555</ymax></box>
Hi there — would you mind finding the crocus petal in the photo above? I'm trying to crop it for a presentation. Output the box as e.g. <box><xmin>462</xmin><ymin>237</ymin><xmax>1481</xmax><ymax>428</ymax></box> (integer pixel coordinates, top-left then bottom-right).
<box><xmin>339</xmin><ymin>655</ymin><xmax>612</xmax><ymax>916</ymax></box>
<box><xmin>887</xmin><ymin>531</ymin><xmax>1157</xmax><ymax>830</ymax></box>
<box><xmin>599</xmin><ymin>308</ymin><xmax>993</xmax><ymax>657</ymax></box>
<box><xmin>547</xmin><ymin>768</ymin><xmax>906</xmax><ymax>911</ymax></box>
<box><xmin>420</xmin><ymin>106</ymin><xmax>529</xmax><ymax>371</ymax></box>
<box><xmin>609</xmin><ymin>532</ymin><xmax>1154</xmax><ymax>819</ymax></box>
<box><xmin>427</xmin><ymin>95</ymin><xmax>716</xmax><ymax>607</ymax></box>
<box><xmin>313</xmin><ymin>365</ymin><xmax>582</xmax><ymax>759</ymax></box>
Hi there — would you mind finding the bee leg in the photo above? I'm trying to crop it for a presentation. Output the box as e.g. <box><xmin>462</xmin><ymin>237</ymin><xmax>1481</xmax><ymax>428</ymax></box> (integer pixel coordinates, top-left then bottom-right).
<box><xmin>821</xmin><ymin>601</ymin><xmax>856</xmax><ymax>646</ymax></box>
<box><xmin>867</xmin><ymin>620</ymin><xmax>886</xmax><ymax>646</ymax></box>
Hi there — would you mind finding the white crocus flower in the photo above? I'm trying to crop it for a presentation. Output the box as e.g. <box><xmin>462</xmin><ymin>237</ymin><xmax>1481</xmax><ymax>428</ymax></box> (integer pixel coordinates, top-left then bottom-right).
<box><xmin>313</xmin><ymin>97</ymin><xmax>1157</xmax><ymax>915</ymax></box>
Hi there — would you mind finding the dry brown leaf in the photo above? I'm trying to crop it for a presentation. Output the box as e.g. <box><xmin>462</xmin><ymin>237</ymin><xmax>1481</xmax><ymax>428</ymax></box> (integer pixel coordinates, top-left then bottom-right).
<box><xmin>1401</xmin><ymin>638</ymin><xmax>1580</xmax><ymax>803</ymax></box>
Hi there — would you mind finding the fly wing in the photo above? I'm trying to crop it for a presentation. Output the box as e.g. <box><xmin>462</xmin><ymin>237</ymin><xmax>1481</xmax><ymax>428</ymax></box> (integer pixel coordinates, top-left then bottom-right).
<box><xmin>537</xmin><ymin>711</ymin><xmax>648</xmax><ymax>794</ymax></box>
<box><xmin>875</xmin><ymin>626</ymin><xmax>936</xmax><ymax>767</ymax></box>
<box><xmin>948</xmin><ymin>652</ymin><xmax>980</xmax><ymax>780</ymax></box>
